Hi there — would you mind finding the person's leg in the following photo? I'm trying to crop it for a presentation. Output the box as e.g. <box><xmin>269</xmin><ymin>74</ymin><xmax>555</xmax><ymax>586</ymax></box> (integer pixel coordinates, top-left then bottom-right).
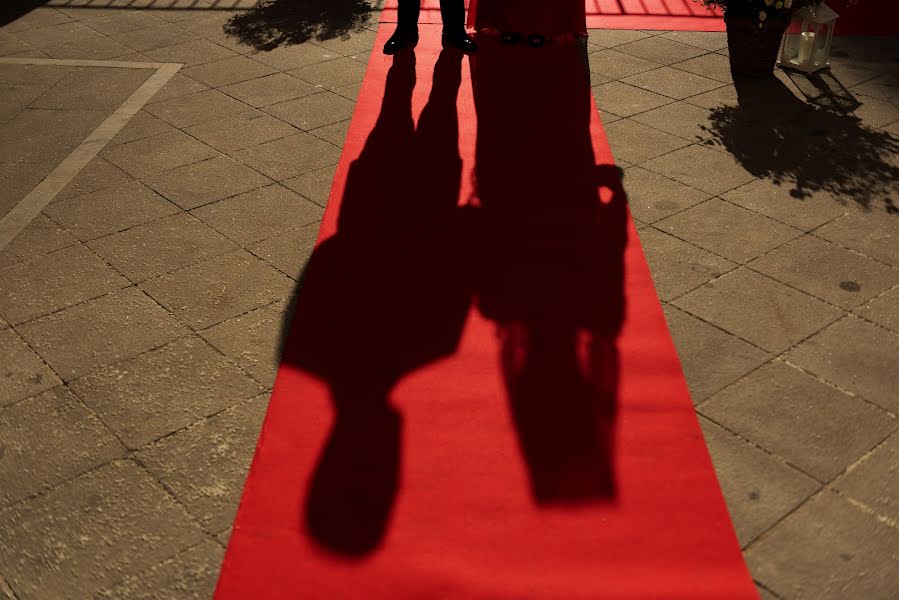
<box><xmin>397</xmin><ymin>0</ymin><xmax>421</xmax><ymax>33</ymax></box>
<box><xmin>384</xmin><ymin>0</ymin><xmax>421</xmax><ymax>55</ymax></box>
<box><xmin>440</xmin><ymin>0</ymin><xmax>477</xmax><ymax>53</ymax></box>
<box><xmin>439</xmin><ymin>0</ymin><xmax>465</xmax><ymax>36</ymax></box>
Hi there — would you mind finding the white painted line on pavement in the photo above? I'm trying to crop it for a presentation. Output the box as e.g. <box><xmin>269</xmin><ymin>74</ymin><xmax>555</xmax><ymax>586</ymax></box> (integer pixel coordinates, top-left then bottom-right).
<box><xmin>0</xmin><ymin>57</ymin><xmax>167</xmax><ymax>70</ymax></box>
<box><xmin>0</xmin><ymin>60</ymin><xmax>182</xmax><ymax>252</ymax></box>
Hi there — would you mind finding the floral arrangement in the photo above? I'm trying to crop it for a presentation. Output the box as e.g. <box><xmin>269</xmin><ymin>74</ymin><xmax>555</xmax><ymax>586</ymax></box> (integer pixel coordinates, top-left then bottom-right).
<box><xmin>694</xmin><ymin>0</ymin><xmax>824</xmax><ymax>25</ymax></box>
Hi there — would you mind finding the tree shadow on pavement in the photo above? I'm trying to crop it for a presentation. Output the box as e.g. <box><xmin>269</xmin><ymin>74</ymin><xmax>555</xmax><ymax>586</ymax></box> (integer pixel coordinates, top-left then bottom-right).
<box><xmin>1</xmin><ymin>0</ymin><xmax>48</xmax><ymax>28</ymax></box>
<box><xmin>701</xmin><ymin>73</ymin><xmax>899</xmax><ymax>213</ymax></box>
<box><xmin>224</xmin><ymin>0</ymin><xmax>380</xmax><ymax>51</ymax></box>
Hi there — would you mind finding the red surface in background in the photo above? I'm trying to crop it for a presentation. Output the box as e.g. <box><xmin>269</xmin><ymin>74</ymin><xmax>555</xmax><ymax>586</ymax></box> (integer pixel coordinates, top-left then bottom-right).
<box><xmin>214</xmin><ymin>21</ymin><xmax>758</xmax><ymax>600</ymax></box>
<box><xmin>383</xmin><ymin>0</ymin><xmax>898</xmax><ymax>34</ymax></box>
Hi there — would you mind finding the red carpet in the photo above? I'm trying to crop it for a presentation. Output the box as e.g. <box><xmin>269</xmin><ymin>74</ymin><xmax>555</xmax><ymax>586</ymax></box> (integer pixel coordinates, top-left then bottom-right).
<box><xmin>381</xmin><ymin>0</ymin><xmax>725</xmax><ymax>32</ymax></box>
<box><xmin>382</xmin><ymin>0</ymin><xmax>897</xmax><ymax>34</ymax></box>
<box><xmin>214</xmin><ymin>20</ymin><xmax>758</xmax><ymax>599</ymax></box>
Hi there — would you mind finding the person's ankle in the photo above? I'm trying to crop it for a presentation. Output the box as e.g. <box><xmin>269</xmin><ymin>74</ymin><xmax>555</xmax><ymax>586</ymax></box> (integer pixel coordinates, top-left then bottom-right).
<box><xmin>394</xmin><ymin>26</ymin><xmax>419</xmax><ymax>39</ymax></box>
<box><xmin>442</xmin><ymin>29</ymin><xmax>468</xmax><ymax>40</ymax></box>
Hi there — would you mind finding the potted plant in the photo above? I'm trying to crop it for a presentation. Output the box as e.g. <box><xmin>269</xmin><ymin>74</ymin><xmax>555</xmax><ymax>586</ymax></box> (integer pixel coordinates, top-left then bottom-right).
<box><xmin>695</xmin><ymin>0</ymin><xmax>824</xmax><ymax>76</ymax></box>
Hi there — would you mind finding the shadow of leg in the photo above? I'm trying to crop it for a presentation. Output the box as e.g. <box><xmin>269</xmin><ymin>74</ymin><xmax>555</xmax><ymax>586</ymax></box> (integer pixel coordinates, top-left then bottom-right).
<box><xmin>501</xmin><ymin>325</ymin><xmax>617</xmax><ymax>504</ymax></box>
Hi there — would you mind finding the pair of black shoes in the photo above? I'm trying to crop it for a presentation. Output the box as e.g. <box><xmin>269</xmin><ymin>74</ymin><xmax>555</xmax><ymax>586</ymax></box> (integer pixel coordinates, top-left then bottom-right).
<box><xmin>383</xmin><ymin>29</ymin><xmax>478</xmax><ymax>55</ymax></box>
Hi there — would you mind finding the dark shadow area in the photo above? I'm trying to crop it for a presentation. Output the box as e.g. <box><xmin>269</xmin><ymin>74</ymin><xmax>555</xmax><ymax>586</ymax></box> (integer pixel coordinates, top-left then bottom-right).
<box><xmin>288</xmin><ymin>49</ymin><xmax>472</xmax><ymax>557</ymax></box>
<box><xmin>470</xmin><ymin>36</ymin><xmax>626</xmax><ymax>504</ymax></box>
<box><xmin>785</xmin><ymin>68</ymin><xmax>861</xmax><ymax>113</ymax></box>
<box><xmin>701</xmin><ymin>73</ymin><xmax>899</xmax><ymax>213</ymax></box>
<box><xmin>282</xmin><ymin>36</ymin><xmax>625</xmax><ymax>558</ymax></box>
<box><xmin>1</xmin><ymin>0</ymin><xmax>48</xmax><ymax>28</ymax></box>
<box><xmin>224</xmin><ymin>0</ymin><xmax>379</xmax><ymax>51</ymax></box>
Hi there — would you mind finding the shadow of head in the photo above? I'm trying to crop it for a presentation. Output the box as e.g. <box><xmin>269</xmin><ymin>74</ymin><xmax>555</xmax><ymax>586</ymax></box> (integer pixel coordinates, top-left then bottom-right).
<box><xmin>224</xmin><ymin>0</ymin><xmax>378</xmax><ymax>51</ymax></box>
<box><xmin>701</xmin><ymin>72</ymin><xmax>899</xmax><ymax>213</ymax></box>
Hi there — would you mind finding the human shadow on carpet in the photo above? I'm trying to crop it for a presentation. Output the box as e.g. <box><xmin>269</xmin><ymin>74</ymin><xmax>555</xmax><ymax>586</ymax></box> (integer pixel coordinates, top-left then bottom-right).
<box><xmin>224</xmin><ymin>0</ymin><xmax>379</xmax><ymax>51</ymax></box>
<box><xmin>470</xmin><ymin>36</ymin><xmax>626</xmax><ymax>505</ymax></box>
<box><xmin>701</xmin><ymin>73</ymin><xmax>899</xmax><ymax>213</ymax></box>
<box><xmin>287</xmin><ymin>49</ymin><xmax>472</xmax><ymax>557</ymax></box>
<box><xmin>284</xmin><ymin>39</ymin><xmax>626</xmax><ymax>558</ymax></box>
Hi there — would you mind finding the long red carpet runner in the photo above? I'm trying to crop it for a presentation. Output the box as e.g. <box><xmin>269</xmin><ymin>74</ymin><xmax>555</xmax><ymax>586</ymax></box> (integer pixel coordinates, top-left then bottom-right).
<box><xmin>214</xmin><ymin>22</ymin><xmax>759</xmax><ymax>600</ymax></box>
<box><xmin>383</xmin><ymin>0</ymin><xmax>898</xmax><ymax>34</ymax></box>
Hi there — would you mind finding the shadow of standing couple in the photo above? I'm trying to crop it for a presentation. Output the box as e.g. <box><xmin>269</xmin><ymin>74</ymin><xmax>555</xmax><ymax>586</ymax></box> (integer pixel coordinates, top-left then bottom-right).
<box><xmin>282</xmin><ymin>40</ymin><xmax>628</xmax><ymax>557</ymax></box>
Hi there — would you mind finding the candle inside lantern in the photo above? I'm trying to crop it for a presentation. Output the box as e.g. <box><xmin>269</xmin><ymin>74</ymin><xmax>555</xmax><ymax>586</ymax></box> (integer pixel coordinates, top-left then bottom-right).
<box><xmin>797</xmin><ymin>31</ymin><xmax>816</xmax><ymax>65</ymax></box>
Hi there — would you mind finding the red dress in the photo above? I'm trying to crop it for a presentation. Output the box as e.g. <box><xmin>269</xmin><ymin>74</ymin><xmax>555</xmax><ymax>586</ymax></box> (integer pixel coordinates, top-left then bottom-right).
<box><xmin>467</xmin><ymin>0</ymin><xmax>586</xmax><ymax>37</ymax></box>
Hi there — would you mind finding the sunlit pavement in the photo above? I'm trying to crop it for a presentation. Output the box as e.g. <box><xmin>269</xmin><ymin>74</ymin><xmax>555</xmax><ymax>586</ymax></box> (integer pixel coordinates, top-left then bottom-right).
<box><xmin>0</xmin><ymin>2</ymin><xmax>897</xmax><ymax>598</ymax></box>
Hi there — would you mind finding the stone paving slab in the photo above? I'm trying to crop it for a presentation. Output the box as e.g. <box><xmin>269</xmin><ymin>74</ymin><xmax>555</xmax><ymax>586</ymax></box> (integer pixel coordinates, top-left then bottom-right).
<box><xmin>88</xmin><ymin>212</ymin><xmax>239</xmax><ymax>282</ymax></box>
<box><xmin>855</xmin><ymin>284</ymin><xmax>899</xmax><ymax>332</ymax></box>
<box><xmin>95</xmin><ymin>538</ymin><xmax>225</xmax><ymax>600</ymax></box>
<box><xmin>139</xmin><ymin>249</ymin><xmax>294</xmax><ymax>330</ymax></box>
<box><xmin>0</xmin><ymin>243</ymin><xmax>130</xmax><ymax>325</ymax></box>
<box><xmin>199</xmin><ymin>298</ymin><xmax>291</xmax><ymax>388</ymax></box>
<box><xmin>15</xmin><ymin>286</ymin><xmax>189</xmax><ymax>381</ymax></box>
<box><xmin>45</xmin><ymin>180</ymin><xmax>180</xmax><ymax>241</ymax></box>
<box><xmin>785</xmin><ymin>315</ymin><xmax>899</xmax><ymax>414</ymax></box>
<box><xmin>749</xmin><ymin>234</ymin><xmax>898</xmax><ymax>310</ymax></box>
<box><xmin>0</xmin><ymin>214</ymin><xmax>78</xmax><ymax>270</ymax></box>
<box><xmin>662</xmin><ymin>306</ymin><xmax>770</xmax><ymax>404</ymax></box>
<box><xmin>247</xmin><ymin>221</ymin><xmax>320</xmax><ymax>280</ymax></box>
<box><xmin>145</xmin><ymin>154</ymin><xmax>273</xmax><ymax>209</ymax></box>
<box><xmin>0</xmin><ymin>7</ymin><xmax>896</xmax><ymax>598</ymax></box>
<box><xmin>138</xmin><ymin>394</ymin><xmax>268</xmax><ymax>531</ymax></box>
<box><xmin>746</xmin><ymin>490</ymin><xmax>899</xmax><ymax>600</ymax></box>
<box><xmin>101</xmin><ymin>129</ymin><xmax>219</xmax><ymax>177</ymax></box>
<box><xmin>218</xmin><ymin>70</ymin><xmax>317</xmax><ymax>107</ymax></box>
<box><xmin>183</xmin><ymin>108</ymin><xmax>299</xmax><ymax>153</ymax></box>
<box><xmin>230</xmin><ymin>131</ymin><xmax>341</xmax><ymax>180</ymax></box>
<box><xmin>281</xmin><ymin>163</ymin><xmax>339</xmax><ymax>207</ymax></box>
<box><xmin>700</xmin><ymin>360</ymin><xmax>896</xmax><ymax>482</ymax></box>
<box><xmin>0</xmin><ymin>385</ymin><xmax>124</xmax><ymax>507</ymax></box>
<box><xmin>698</xmin><ymin>416</ymin><xmax>820</xmax><ymax>547</ymax></box>
<box><xmin>720</xmin><ymin>178</ymin><xmax>851</xmax><ymax>231</ymax></box>
<box><xmin>630</xmin><ymin>100</ymin><xmax>715</xmax><ymax>143</ymax></box>
<box><xmin>673</xmin><ymin>267</ymin><xmax>844</xmax><ymax>354</ymax></box>
<box><xmin>145</xmin><ymin>87</ymin><xmax>250</xmax><ymax>128</ymax></box>
<box><xmin>53</xmin><ymin>156</ymin><xmax>134</xmax><ymax>201</ymax></box>
<box><xmin>603</xmin><ymin>118</ymin><xmax>690</xmax><ymax>164</ymax></box>
<box><xmin>0</xmin><ymin>327</ymin><xmax>61</xmax><ymax>408</ymax></box>
<box><xmin>70</xmin><ymin>335</ymin><xmax>262</xmax><ymax>449</ymax></box>
<box><xmin>637</xmin><ymin>227</ymin><xmax>736</xmax><ymax>301</ymax></box>
<box><xmin>191</xmin><ymin>183</ymin><xmax>323</xmax><ymax>245</ymax></box>
<box><xmin>0</xmin><ymin>459</ymin><xmax>207</xmax><ymax>600</ymax></box>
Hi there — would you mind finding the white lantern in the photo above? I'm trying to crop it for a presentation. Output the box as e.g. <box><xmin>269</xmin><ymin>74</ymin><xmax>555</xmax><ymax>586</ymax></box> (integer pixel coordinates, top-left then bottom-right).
<box><xmin>778</xmin><ymin>3</ymin><xmax>839</xmax><ymax>74</ymax></box>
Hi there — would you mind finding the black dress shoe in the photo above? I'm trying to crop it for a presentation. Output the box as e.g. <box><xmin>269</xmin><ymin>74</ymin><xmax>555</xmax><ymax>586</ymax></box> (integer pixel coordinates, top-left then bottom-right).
<box><xmin>442</xmin><ymin>32</ymin><xmax>478</xmax><ymax>54</ymax></box>
<box><xmin>383</xmin><ymin>29</ymin><xmax>418</xmax><ymax>55</ymax></box>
